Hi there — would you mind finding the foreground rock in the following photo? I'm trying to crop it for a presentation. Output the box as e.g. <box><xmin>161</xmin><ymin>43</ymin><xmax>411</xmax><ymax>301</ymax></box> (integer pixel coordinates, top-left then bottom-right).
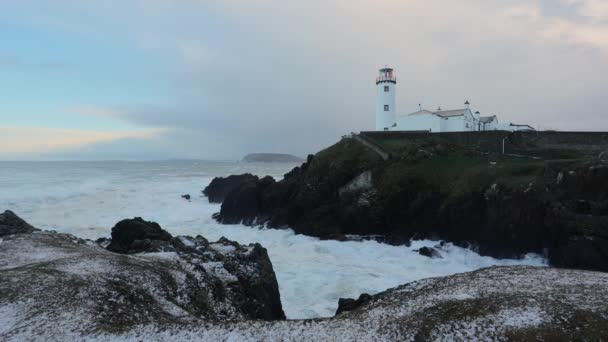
<box><xmin>4</xmin><ymin>262</ymin><xmax>606</xmax><ymax>340</ymax></box>
<box><xmin>0</xmin><ymin>215</ymin><xmax>285</xmax><ymax>340</ymax></box>
<box><xmin>212</xmin><ymin>132</ymin><xmax>608</xmax><ymax>271</ymax></box>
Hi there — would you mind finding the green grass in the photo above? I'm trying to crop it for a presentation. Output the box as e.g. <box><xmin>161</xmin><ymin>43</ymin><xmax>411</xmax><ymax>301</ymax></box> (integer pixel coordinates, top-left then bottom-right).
<box><xmin>306</xmin><ymin>138</ymin><xmax>383</xmax><ymax>184</ymax></box>
<box><xmin>375</xmin><ymin>152</ymin><xmax>547</xmax><ymax>199</ymax></box>
<box><xmin>306</xmin><ymin>134</ymin><xmax>589</xmax><ymax>201</ymax></box>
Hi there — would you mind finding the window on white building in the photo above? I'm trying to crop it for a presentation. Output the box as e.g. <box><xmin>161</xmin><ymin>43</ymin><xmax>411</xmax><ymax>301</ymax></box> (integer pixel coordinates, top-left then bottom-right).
<box><xmin>384</xmin><ymin>105</ymin><xmax>389</xmax><ymax>111</ymax></box>
<box><xmin>384</xmin><ymin>86</ymin><xmax>389</xmax><ymax>92</ymax></box>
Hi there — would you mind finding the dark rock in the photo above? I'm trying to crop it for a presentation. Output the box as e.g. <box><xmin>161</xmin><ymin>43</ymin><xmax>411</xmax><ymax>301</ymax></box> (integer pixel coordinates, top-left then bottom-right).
<box><xmin>550</xmin><ymin>234</ymin><xmax>608</xmax><ymax>272</ymax></box>
<box><xmin>212</xmin><ymin>134</ymin><xmax>608</xmax><ymax>272</ymax></box>
<box><xmin>203</xmin><ymin>174</ymin><xmax>259</xmax><ymax>203</ymax></box>
<box><xmin>306</xmin><ymin>154</ymin><xmax>314</xmax><ymax>164</ymax></box>
<box><xmin>101</xmin><ymin>217</ymin><xmax>285</xmax><ymax>321</ymax></box>
<box><xmin>95</xmin><ymin>237</ymin><xmax>111</xmax><ymax>248</ymax></box>
<box><xmin>220</xmin><ymin>240</ymin><xmax>285</xmax><ymax>320</ymax></box>
<box><xmin>215</xmin><ymin>176</ymin><xmax>277</xmax><ymax>225</ymax></box>
<box><xmin>335</xmin><ymin>298</ymin><xmax>357</xmax><ymax>315</ymax></box>
<box><xmin>417</xmin><ymin>246</ymin><xmax>442</xmax><ymax>259</ymax></box>
<box><xmin>181</xmin><ymin>194</ymin><xmax>191</xmax><ymax>201</ymax></box>
<box><xmin>0</xmin><ymin>210</ymin><xmax>39</xmax><ymax>237</ymax></box>
<box><xmin>106</xmin><ymin>217</ymin><xmax>173</xmax><ymax>254</ymax></box>
<box><xmin>335</xmin><ymin>293</ymin><xmax>372</xmax><ymax>315</ymax></box>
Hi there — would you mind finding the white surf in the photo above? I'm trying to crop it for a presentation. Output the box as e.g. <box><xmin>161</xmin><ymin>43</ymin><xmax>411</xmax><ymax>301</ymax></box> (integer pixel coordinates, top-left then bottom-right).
<box><xmin>0</xmin><ymin>160</ymin><xmax>546</xmax><ymax>319</ymax></box>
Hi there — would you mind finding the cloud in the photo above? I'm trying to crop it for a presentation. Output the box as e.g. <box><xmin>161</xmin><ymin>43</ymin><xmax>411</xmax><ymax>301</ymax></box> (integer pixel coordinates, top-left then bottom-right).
<box><xmin>502</xmin><ymin>2</ymin><xmax>608</xmax><ymax>52</ymax></box>
<box><xmin>2</xmin><ymin>0</ymin><xmax>608</xmax><ymax>160</ymax></box>
<box><xmin>176</xmin><ymin>40</ymin><xmax>218</xmax><ymax>67</ymax></box>
<box><xmin>564</xmin><ymin>0</ymin><xmax>608</xmax><ymax>23</ymax></box>
<box><xmin>58</xmin><ymin>0</ymin><xmax>607</xmax><ymax>159</ymax></box>
<box><xmin>0</xmin><ymin>126</ymin><xmax>163</xmax><ymax>158</ymax></box>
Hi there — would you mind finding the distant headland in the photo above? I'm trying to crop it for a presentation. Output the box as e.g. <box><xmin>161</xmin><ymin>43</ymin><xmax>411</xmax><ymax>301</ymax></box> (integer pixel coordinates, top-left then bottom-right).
<box><xmin>242</xmin><ymin>153</ymin><xmax>304</xmax><ymax>163</ymax></box>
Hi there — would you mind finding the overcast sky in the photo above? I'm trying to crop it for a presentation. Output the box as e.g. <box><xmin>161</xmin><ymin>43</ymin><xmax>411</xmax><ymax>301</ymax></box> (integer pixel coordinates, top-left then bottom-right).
<box><xmin>1</xmin><ymin>0</ymin><xmax>607</xmax><ymax>160</ymax></box>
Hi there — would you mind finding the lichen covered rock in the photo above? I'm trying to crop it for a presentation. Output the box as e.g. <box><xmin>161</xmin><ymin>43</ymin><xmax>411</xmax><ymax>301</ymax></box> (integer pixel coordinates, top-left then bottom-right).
<box><xmin>4</xmin><ymin>265</ymin><xmax>605</xmax><ymax>341</ymax></box>
<box><xmin>0</xmin><ymin>216</ymin><xmax>285</xmax><ymax>339</ymax></box>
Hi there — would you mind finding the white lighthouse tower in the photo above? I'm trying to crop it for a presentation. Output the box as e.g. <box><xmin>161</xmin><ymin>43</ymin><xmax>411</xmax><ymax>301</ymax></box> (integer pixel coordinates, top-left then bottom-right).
<box><xmin>375</xmin><ymin>67</ymin><xmax>397</xmax><ymax>131</ymax></box>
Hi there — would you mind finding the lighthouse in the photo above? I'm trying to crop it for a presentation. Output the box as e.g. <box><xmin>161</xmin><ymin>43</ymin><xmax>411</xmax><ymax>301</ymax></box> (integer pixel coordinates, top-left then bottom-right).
<box><xmin>375</xmin><ymin>67</ymin><xmax>396</xmax><ymax>131</ymax></box>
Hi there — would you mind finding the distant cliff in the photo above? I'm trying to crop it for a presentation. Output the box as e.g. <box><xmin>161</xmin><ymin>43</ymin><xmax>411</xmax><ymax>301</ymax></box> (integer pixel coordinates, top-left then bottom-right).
<box><xmin>242</xmin><ymin>153</ymin><xmax>304</xmax><ymax>163</ymax></box>
<box><xmin>208</xmin><ymin>131</ymin><xmax>608</xmax><ymax>272</ymax></box>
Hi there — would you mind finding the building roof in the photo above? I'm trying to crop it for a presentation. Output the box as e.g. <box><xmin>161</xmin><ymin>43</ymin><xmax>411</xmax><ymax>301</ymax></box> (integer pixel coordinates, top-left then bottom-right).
<box><xmin>479</xmin><ymin>115</ymin><xmax>497</xmax><ymax>123</ymax></box>
<box><xmin>404</xmin><ymin>108</ymin><xmax>467</xmax><ymax>118</ymax></box>
<box><xmin>433</xmin><ymin>109</ymin><xmax>467</xmax><ymax>118</ymax></box>
<box><xmin>404</xmin><ymin>108</ymin><xmax>473</xmax><ymax>118</ymax></box>
<box><xmin>407</xmin><ymin>109</ymin><xmax>435</xmax><ymax>116</ymax></box>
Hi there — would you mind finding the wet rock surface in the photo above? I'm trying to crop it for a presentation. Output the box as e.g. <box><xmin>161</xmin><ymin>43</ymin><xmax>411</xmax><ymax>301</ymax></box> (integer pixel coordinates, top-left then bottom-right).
<box><xmin>202</xmin><ymin>173</ymin><xmax>259</xmax><ymax>203</ymax></box>
<box><xmin>417</xmin><ymin>246</ymin><xmax>442</xmax><ymax>259</ymax></box>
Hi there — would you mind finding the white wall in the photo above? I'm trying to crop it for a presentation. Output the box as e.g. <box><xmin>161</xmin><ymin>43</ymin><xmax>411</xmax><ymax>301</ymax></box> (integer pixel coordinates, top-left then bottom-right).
<box><xmin>441</xmin><ymin>116</ymin><xmax>466</xmax><ymax>132</ymax></box>
<box><xmin>465</xmin><ymin>109</ymin><xmax>476</xmax><ymax>131</ymax></box>
<box><xmin>482</xmin><ymin>119</ymin><xmax>500</xmax><ymax>131</ymax></box>
<box><xmin>376</xmin><ymin>82</ymin><xmax>396</xmax><ymax>130</ymax></box>
<box><xmin>395</xmin><ymin>114</ymin><xmax>441</xmax><ymax>132</ymax></box>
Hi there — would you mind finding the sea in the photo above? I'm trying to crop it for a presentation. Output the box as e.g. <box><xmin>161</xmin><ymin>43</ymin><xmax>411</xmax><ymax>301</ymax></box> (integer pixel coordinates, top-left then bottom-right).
<box><xmin>0</xmin><ymin>160</ymin><xmax>546</xmax><ymax>319</ymax></box>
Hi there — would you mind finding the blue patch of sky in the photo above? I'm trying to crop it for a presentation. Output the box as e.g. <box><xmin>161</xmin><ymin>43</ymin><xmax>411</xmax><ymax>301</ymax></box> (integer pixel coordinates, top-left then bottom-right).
<box><xmin>0</xmin><ymin>16</ymin><xmax>172</xmax><ymax>132</ymax></box>
<box><xmin>539</xmin><ymin>0</ymin><xmax>583</xmax><ymax>21</ymax></box>
<box><xmin>0</xmin><ymin>1</ymin><xmax>244</xmax><ymax>136</ymax></box>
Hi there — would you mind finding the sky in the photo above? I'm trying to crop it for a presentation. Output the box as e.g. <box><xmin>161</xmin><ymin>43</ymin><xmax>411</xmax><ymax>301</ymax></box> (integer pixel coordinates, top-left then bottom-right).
<box><xmin>1</xmin><ymin>0</ymin><xmax>607</xmax><ymax>160</ymax></box>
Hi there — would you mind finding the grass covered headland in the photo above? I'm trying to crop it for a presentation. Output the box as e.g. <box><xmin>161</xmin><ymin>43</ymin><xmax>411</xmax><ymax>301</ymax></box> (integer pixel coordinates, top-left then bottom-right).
<box><xmin>211</xmin><ymin>131</ymin><xmax>608</xmax><ymax>271</ymax></box>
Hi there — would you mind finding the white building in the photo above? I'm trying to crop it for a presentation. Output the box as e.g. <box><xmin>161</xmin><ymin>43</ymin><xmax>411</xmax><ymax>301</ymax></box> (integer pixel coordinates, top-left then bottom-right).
<box><xmin>375</xmin><ymin>67</ymin><xmax>534</xmax><ymax>132</ymax></box>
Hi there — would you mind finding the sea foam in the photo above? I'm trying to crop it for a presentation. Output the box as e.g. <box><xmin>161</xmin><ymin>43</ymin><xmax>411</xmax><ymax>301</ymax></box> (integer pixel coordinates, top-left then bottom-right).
<box><xmin>0</xmin><ymin>160</ymin><xmax>546</xmax><ymax>318</ymax></box>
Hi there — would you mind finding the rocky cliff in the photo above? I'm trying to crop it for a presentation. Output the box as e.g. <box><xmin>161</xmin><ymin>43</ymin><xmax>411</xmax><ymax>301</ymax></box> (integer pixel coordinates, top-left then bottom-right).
<box><xmin>209</xmin><ymin>131</ymin><xmax>608</xmax><ymax>271</ymax></box>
